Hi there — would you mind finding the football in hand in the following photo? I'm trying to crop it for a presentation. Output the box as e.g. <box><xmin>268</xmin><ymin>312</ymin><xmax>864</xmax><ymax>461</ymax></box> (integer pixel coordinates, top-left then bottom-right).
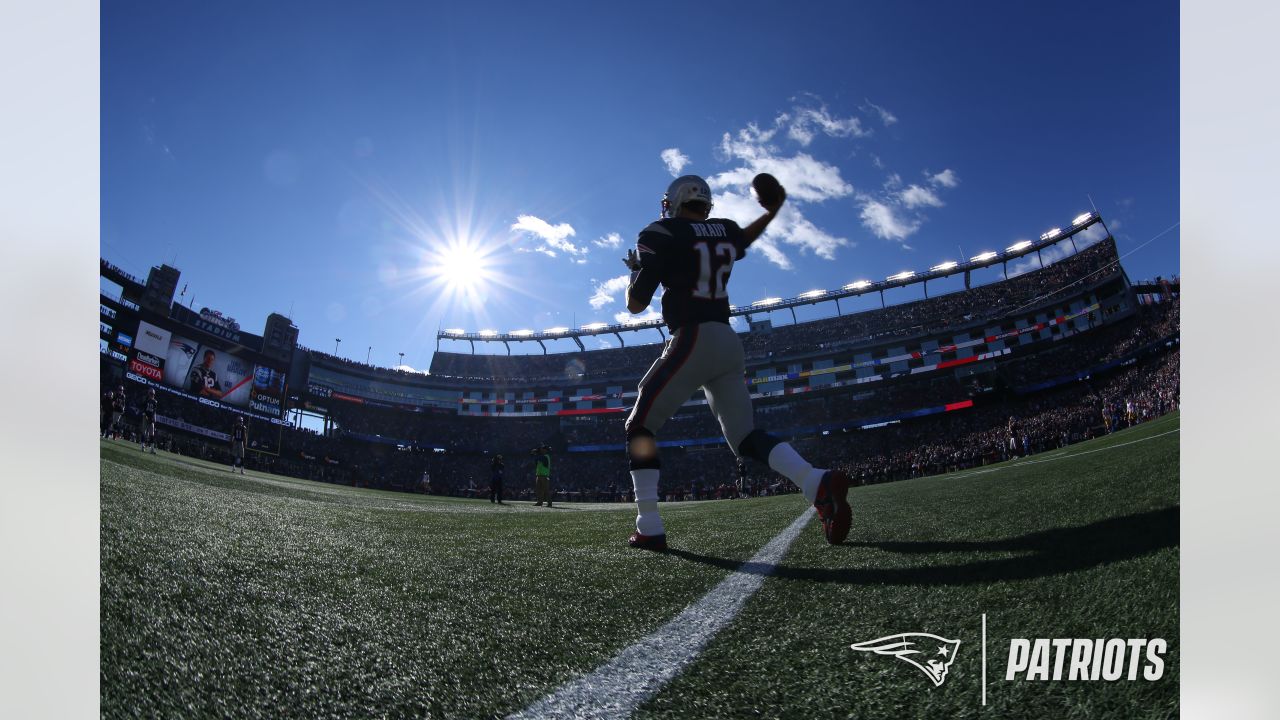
<box><xmin>752</xmin><ymin>172</ymin><xmax>785</xmax><ymax>209</ymax></box>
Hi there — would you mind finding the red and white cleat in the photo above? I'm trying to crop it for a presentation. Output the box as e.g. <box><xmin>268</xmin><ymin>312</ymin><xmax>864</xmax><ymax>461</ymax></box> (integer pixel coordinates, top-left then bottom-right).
<box><xmin>813</xmin><ymin>470</ymin><xmax>852</xmax><ymax>545</ymax></box>
<box><xmin>628</xmin><ymin>532</ymin><xmax>668</xmax><ymax>551</ymax></box>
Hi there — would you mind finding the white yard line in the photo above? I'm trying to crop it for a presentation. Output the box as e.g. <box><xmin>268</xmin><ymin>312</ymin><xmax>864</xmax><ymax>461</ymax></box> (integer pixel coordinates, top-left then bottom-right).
<box><xmin>507</xmin><ymin>507</ymin><xmax>817</xmax><ymax>720</ymax></box>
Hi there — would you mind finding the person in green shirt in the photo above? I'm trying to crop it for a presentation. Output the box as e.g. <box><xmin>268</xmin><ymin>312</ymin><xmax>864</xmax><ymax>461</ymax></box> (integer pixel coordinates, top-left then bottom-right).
<box><xmin>534</xmin><ymin>445</ymin><xmax>553</xmax><ymax>507</ymax></box>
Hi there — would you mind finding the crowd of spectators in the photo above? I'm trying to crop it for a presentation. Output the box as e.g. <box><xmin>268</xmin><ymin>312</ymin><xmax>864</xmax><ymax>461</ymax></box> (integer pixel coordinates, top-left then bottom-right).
<box><xmin>325</xmin><ymin>402</ymin><xmax>563</xmax><ymax>454</ymax></box>
<box><xmin>789</xmin><ymin>347</ymin><xmax>1179</xmax><ymax>484</ymax></box>
<box><xmin>427</xmin><ymin>341</ymin><xmax>665</xmax><ymax>385</ymax></box>
<box><xmin>559</xmin><ymin>372</ymin><xmax>972</xmax><ymax>447</ymax></box>
<box><xmin>101</xmin><ymin>236</ymin><xmax>1181</xmax><ymax>505</ymax></box>
<box><xmin>302</xmin><ymin>347</ymin><xmax>434</xmax><ymax>381</ymax></box>
<box><xmin>422</xmin><ymin>238</ymin><xmax>1122</xmax><ymax>385</ymax></box>
<box><xmin>101</xmin><ymin>335</ymin><xmax>1178</xmax><ymax>505</ymax></box>
<box><xmin>1100</xmin><ymin>297</ymin><xmax>1179</xmax><ymax>362</ymax></box>
<box><xmin>739</xmin><ymin>238</ymin><xmax>1122</xmax><ymax>360</ymax></box>
<box><xmin>997</xmin><ymin>297</ymin><xmax>1179</xmax><ymax>388</ymax></box>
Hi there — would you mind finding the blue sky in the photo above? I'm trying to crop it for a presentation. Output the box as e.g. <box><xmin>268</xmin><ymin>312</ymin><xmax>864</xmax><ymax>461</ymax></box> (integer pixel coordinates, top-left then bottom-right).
<box><xmin>102</xmin><ymin>1</ymin><xmax>1179</xmax><ymax>370</ymax></box>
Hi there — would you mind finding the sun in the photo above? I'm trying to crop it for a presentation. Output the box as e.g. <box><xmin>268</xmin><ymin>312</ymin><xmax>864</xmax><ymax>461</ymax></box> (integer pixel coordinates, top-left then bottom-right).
<box><xmin>357</xmin><ymin>175</ymin><xmax>549</xmax><ymax>333</ymax></box>
<box><xmin>436</xmin><ymin>240</ymin><xmax>492</xmax><ymax>293</ymax></box>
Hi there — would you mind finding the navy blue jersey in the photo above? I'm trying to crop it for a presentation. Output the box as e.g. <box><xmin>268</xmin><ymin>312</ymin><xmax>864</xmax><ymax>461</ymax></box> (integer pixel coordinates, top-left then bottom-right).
<box><xmin>232</xmin><ymin>424</ymin><xmax>246</xmax><ymax>442</ymax></box>
<box><xmin>631</xmin><ymin>218</ymin><xmax>748</xmax><ymax>332</ymax></box>
<box><xmin>143</xmin><ymin>398</ymin><xmax>157</xmax><ymax>417</ymax></box>
<box><xmin>189</xmin><ymin>365</ymin><xmax>219</xmax><ymax>396</ymax></box>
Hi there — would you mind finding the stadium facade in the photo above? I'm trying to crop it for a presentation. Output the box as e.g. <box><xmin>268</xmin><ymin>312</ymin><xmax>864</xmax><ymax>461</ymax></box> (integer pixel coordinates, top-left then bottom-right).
<box><xmin>100</xmin><ymin>212</ymin><xmax>1179</xmax><ymax>498</ymax></box>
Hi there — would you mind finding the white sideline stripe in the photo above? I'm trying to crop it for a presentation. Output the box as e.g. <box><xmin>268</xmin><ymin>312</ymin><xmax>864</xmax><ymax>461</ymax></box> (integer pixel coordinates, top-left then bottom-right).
<box><xmin>507</xmin><ymin>507</ymin><xmax>817</xmax><ymax>720</ymax></box>
<box><xmin>950</xmin><ymin>425</ymin><xmax>1181</xmax><ymax>481</ymax></box>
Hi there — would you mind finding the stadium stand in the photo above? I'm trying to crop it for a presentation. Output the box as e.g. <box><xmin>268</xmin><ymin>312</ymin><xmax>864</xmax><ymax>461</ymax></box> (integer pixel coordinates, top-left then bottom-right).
<box><xmin>100</xmin><ymin>230</ymin><xmax>1179</xmax><ymax>502</ymax></box>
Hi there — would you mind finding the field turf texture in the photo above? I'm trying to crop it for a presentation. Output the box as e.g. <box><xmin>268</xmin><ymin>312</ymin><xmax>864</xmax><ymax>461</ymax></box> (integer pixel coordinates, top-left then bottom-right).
<box><xmin>101</xmin><ymin>412</ymin><xmax>1178</xmax><ymax>719</ymax></box>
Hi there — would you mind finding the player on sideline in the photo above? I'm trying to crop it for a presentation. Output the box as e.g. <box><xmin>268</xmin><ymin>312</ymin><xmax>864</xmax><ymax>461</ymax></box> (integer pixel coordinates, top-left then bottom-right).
<box><xmin>110</xmin><ymin>384</ymin><xmax>127</xmax><ymax>440</ymax></box>
<box><xmin>230</xmin><ymin>415</ymin><xmax>247</xmax><ymax>474</ymax></box>
<box><xmin>490</xmin><ymin>454</ymin><xmax>505</xmax><ymax>504</ymax></box>
<box><xmin>621</xmin><ymin>174</ymin><xmax>851</xmax><ymax>550</ymax></box>
<box><xmin>101</xmin><ymin>385</ymin><xmax>116</xmax><ymax>438</ymax></box>
<box><xmin>140</xmin><ymin>387</ymin><xmax>159</xmax><ymax>454</ymax></box>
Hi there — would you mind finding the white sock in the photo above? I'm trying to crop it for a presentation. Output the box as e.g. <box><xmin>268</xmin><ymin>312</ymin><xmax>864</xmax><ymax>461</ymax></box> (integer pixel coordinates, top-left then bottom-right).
<box><xmin>631</xmin><ymin>469</ymin><xmax>665</xmax><ymax>535</ymax></box>
<box><xmin>767</xmin><ymin>442</ymin><xmax>827</xmax><ymax>503</ymax></box>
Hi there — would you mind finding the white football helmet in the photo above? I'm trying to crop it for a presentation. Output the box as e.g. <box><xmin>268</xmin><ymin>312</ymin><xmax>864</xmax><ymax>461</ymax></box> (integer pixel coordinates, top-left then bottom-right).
<box><xmin>662</xmin><ymin>175</ymin><xmax>713</xmax><ymax>218</ymax></box>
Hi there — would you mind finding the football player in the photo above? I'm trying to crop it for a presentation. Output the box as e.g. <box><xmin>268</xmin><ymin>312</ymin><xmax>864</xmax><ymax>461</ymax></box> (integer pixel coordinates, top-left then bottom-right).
<box><xmin>490</xmin><ymin>454</ymin><xmax>505</xmax><ymax>504</ymax></box>
<box><xmin>230</xmin><ymin>415</ymin><xmax>247</xmax><ymax>474</ymax></box>
<box><xmin>189</xmin><ymin>349</ymin><xmax>221</xmax><ymax>399</ymax></box>
<box><xmin>621</xmin><ymin>174</ymin><xmax>851</xmax><ymax>550</ymax></box>
<box><xmin>101</xmin><ymin>386</ymin><xmax>115</xmax><ymax>438</ymax></box>
<box><xmin>140</xmin><ymin>387</ymin><xmax>158</xmax><ymax>454</ymax></box>
<box><xmin>110</xmin><ymin>384</ymin><xmax>127</xmax><ymax>440</ymax></box>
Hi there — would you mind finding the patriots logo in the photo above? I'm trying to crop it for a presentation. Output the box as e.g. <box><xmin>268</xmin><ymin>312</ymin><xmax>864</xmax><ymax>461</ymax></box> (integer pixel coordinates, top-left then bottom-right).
<box><xmin>849</xmin><ymin>633</ymin><xmax>961</xmax><ymax>687</ymax></box>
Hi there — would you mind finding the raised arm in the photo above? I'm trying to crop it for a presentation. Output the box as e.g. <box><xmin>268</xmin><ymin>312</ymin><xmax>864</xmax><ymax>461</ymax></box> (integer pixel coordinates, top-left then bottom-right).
<box><xmin>741</xmin><ymin>175</ymin><xmax>786</xmax><ymax>248</ymax></box>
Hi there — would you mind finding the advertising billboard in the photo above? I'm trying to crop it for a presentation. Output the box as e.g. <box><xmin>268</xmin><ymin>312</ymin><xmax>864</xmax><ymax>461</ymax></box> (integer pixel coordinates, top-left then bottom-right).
<box><xmin>163</xmin><ymin>336</ymin><xmax>255</xmax><ymax>406</ymax></box>
<box><xmin>249</xmin><ymin>366</ymin><xmax>287</xmax><ymax>415</ymax></box>
<box><xmin>129</xmin><ymin>318</ymin><xmax>289</xmax><ymax>419</ymax></box>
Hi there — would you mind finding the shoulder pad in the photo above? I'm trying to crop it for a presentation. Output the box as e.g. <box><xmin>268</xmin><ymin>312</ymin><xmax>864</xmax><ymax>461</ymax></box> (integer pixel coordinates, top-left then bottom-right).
<box><xmin>640</xmin><ymin>221</ymin><xmax>673</xmax><ymax>237</ymax></box>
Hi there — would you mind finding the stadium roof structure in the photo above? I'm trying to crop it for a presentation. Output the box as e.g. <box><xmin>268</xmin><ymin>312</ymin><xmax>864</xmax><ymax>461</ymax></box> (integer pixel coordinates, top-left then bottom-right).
<box><xmin>437</xmin><ymin>211</ymin><xmax>1110</xmax><ymax>354</ymax></box>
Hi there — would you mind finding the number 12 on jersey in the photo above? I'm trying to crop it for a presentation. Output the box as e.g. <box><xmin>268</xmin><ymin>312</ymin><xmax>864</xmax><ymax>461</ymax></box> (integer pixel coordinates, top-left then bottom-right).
<box><xmin>692</xmin><ymin>241</ymin><xmax>735</xmax><ymax>300</ymax></box>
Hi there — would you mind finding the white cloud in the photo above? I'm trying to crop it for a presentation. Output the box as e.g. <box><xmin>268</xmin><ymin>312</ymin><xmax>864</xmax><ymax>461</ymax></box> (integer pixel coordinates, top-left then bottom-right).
<box><xmin>511</xmin><ymin>214</ymin><xmax>586</xmax><ymax>256</ymax></box>
<box><xmin>862</xmin><ymin>100</ymin><xmax>898</xmax><ymax>126</ymax></box>
<box><xmin>859</xmin><ymin>199</ymin><xmax>921</xmax><ymax>242</ymax></box>
<box><xmin>929</xmin><ymin>169</ymin><xmax>959</xmax><ymax>188</ymax></box>
<box><xmin>769</xmin><ymin>209</ymin><xmax>848</xmax><ymax>260</ymax></box>
<box><xmin>698</xmin><ymin>99</ymin><xmax>869</xmax><ymax>269</ymax></box>
<box><xmin>717</xmin><ymin>124</ymin><xmax>776</xmax><ymax>165</ymax></box>
<box><xmin>786</xmin><ymin>105</ymin><xmax>869</xmax><ymax>146</ymax></box>
<box><xmin>593</xmin><ymin>232</ymin><xmax>623</xmax><ymax>249</ymax></box>
<box><xmin>1075</xmin><ymin>222</ymin><xmax>1108</xmax><ymax>247</ymax></box>
<box><xmin>710</xmin><ymin>154</ymin><xmax>853</xmax><ymax>205</ymax></box>
<box><xmin>660</xmin><ymin>148</ymin><xmax>690</xmax><ymax>176</ymax></box>
<box><xmin>900</xmin><ymin>184</ymin><xmax>944</xmax><ymax>209</ymax></box>
<box><xmin>589</xmin><ymin>274</ymin><xmax>631</xmax><ymax>309</ymax></box>
<box><xmin>670</xmin><ymin>96</ymin><xmax>958</xmax><ymax>261</ymax></box>
<box><xmin>705</xmin><ymin>189</ymin><xmax>804</xmax><ymax>269</ymax></box>
<box><xmin>749</xmin><ymin>235</ymin><xmax>793</xmax><ymax>270</ymax></box>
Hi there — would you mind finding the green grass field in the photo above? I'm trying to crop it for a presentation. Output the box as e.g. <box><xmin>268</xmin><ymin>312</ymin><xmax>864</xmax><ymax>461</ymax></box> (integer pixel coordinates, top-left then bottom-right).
<box><xmin>101</xmin><ymin>413</ymin><xmax>1178</xmax><ymax>719</ymax></box>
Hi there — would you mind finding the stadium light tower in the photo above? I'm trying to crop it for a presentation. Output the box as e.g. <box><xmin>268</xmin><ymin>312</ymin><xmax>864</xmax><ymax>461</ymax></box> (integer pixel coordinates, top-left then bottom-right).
<box><xmin>366</xmin><ymin>346</ymin><xmax>372</xmax><ymax>364</ymax></box>
<box><xmin>398</xmin><ymin>351</ymin><xmax>404</xmax><ymax>368</ymax></box>
<box><xmin>335</xmin><ymin>338</ymin><xmax>341</xmax><ymax>354</ymax></box>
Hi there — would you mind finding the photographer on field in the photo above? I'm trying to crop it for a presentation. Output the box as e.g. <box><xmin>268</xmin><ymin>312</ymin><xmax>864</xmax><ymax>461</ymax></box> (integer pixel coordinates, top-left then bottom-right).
<box><xmin>532</xmin><ymin>445</ymin><xmax>552</xmax><ymax>507</ymax></box>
